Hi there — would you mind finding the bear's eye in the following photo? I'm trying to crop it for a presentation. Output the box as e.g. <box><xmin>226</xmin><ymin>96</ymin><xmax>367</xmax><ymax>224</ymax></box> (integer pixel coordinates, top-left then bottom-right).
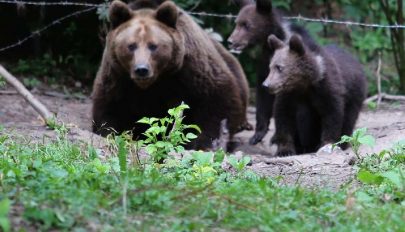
<box><xmin>128</xmin><ymin>43</ymin><xmax>137</xmax><ymax>52</ymax></box>
<box><xmin>240</xmin><ymin>22</ymin><xmax>250</xmax><ymax>30</ymax></box>
<box><xmin>148</xmin><ymin>43</ymin><xmax>158</xmax><ymax>52</ymax></box>
<box><xmin>275</xmin><ymin>65</ymin><xmax>283</xmax><ymax>73</ymax></box>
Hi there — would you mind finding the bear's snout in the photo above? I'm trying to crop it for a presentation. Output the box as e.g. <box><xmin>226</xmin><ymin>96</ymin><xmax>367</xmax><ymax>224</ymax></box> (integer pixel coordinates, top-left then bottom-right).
<box><xmin>134</xmin><ymin>64</ymin><xmax>151</xmax><ymax>78</ymax></box>
<box><xmin>262</xmin><ymin>77</ymin><xmax>278</xmax><ymax>94</ymax></box>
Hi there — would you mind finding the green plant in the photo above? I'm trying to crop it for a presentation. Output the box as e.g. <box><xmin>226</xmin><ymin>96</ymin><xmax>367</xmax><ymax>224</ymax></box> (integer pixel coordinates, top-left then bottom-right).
<box><xmin>0</xmin><ymin>75</ymin><xmax>5</xmax><ymax>88</ymax></box>
<box><xmin>335</xmin><ymin>128</ymin><xmax>376</xmax><ymax>159</ymax></box>
<box><xmin>0</xmin><ymin>199</ymin><xmax>11</xmax><ymax>232</ymax></box>
<box><xmin>227</xmin><ymin>155</ymin><xmax>251</xmax><ymax>173</ymax></box>
<box><xmin>137</xmin><ymin>103</ymin><xmax>200</xmax><ymax>162</ymax></box>
<box><xmin>356</xmin><ymin>140</ymin><xmax>405</xmax><ymax>203</ymax></box>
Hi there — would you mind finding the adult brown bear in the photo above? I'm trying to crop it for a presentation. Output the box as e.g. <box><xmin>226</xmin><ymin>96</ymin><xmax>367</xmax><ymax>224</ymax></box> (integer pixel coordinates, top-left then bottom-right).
<box><xmin>228</xmin><ymin>0</ymin><xmax>319</xmax><ymax>145</ymax></box>
<box><xmin>264</xmin><ymin>35</ymin><xmax>367</xmax><ymax>156</ymax></box>
<box><xmin>92</xmin><ymin>0</ymin><xmax>250</xmax><ymax>150</ymax></box>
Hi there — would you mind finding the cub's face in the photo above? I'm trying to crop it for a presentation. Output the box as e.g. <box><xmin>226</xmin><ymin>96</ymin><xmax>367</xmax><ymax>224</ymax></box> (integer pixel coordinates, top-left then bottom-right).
<box><xmin>228</xmin><ymin>0</ymin><xmax>274</xmax><ymax>54</ymax></box>
<box><xmin>108</xmin><ymin>0</ymin><xmax>183</xmax><ymax>89</ymax></box>
<box><xmin>263</xmin><ymin>35</ymin><xmax>314</xmax><ymax>94</ymax></box>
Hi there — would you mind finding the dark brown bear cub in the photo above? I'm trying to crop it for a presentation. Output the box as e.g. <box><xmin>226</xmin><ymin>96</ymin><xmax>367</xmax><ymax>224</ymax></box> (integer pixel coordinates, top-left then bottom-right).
<box><xmin>264</xmin><ymin>35</ymin><xmax>367</xmax><ymax>156</ymax></box>
<box><xmin>92</xmin><ymin>0</ymin><xmax>250</xmax><ymax>150</ymax></box>
<box><xmin>228</xmin><ymin>0</ymin><xmax>319</xmax><ymax>145</ymax></box>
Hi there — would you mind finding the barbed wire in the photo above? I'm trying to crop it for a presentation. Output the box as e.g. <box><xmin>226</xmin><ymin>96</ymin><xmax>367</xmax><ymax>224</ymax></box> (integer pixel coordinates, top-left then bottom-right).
<box><xmin>188</xmin><ymin>12</ymin><xmax>405</xmax><ymax>29</ymax></box>
<box><xmin>285</xmin><ymin>15</ymin><xmax>405</xmax><ymax>29</ymax></box>
<box><xmin>0</xmin><ymin>6</ymin><xmax>98</xmax><ymax>52</ymax></box>
<box><xmin>1</xmin><ymin>1</ymin><xmax>405</xmax><ymax>53</ymax></box>
<box><xmin>188</xmin><ymin>11</ymin><xmax>236</xmax><ymax>19</ymax></box>
<box><xmin>1</xmin><ymin>0</ymin><xmax>405</xmax><ymax>28</ymax></box>
<box><xmin>0</xmin><ymin>0</ymin><xmax>100</xmax><ymax>7</ymax></box>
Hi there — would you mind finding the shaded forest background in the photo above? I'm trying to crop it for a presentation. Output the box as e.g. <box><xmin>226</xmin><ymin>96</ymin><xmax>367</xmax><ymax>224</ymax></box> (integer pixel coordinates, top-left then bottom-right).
<box><xmin>0</xmin><ymin>0</ymin><xmax>404</xmax><ymax>95</ymax></box>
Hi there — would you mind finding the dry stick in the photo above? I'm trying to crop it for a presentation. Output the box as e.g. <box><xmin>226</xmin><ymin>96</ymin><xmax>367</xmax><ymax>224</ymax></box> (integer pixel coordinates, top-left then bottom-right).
<box><xmin>0</xmin><ymin>65</ymin><xmax>54</xmax><ymax>124</ymax></box>
<box><xmin>376</xmin><ymin>52</ymin><xmax>383</xmax><ymax>107</ymax></box>
<box><xmin>366</xmin><ymin>54</ymin><xmax>405</xmax><ymax>104</ymax></box>
<box><xmin>366</xmin><ymin>93</ymin><xmax>405</xmax><ymax>103</ymax></box>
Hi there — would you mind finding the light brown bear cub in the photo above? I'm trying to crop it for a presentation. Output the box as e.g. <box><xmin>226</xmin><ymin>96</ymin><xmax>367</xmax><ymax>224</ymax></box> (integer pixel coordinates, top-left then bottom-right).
<box><xmin>92</xmin><ymin>0</ymin><xmax>250</xmax><ymax>150</ymax></box>
<box><xmin>264</xmin><ymin>35</ymin><xmax>367</xmax><ymax>156</ymax></box>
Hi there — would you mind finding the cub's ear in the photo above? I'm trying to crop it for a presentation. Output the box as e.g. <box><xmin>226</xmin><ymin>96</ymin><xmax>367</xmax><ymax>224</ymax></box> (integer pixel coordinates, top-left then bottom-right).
<box><xmin>289</xmin><ymin>35</ymin><xmax>306</xmax><ymax>56</ymax></box>
<box><xmin>268</xmin><ymin>35</ymin><xmax>284</xmax><ymax>51</ymax></box>
<box><xmin>156</xmin><ymin>1</ymin><xmax>178</xmax><ymax>28</ymax></box>
<box><xmin>155</xmin><ymin>0</ymin><xmax>168</xmax><ymax>4</ymax></box>
<box><xmin>231</xmin><ymin>0</ymin><xmax>253</xmax><ymax>8</ymax></box>
<box><xmin>256</xmin><ymin>0</ymin><xmax>272</xmax><ymax>14</ymax></box>
<box><xmin>109</xmin><ymin>0</ymin><xmax>133</xmax><ymax>29</ymax></box>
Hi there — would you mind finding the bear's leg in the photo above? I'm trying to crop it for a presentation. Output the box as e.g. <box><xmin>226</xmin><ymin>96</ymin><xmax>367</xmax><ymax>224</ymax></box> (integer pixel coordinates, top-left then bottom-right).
<box><xmin>185</xmin><ymin>106</ymin><xmax>222</xmax><ymax>150</ymax></box>
<box><xmin>92</xmin><ymin>100</ymin><xmax>133</xmax><ymax>137</ymax></box>
<box><xmin>315</xmin><ymin>97</ymin><xmax>344</xmax><ymax>146</ymax></box>
<box><xmin>295</xmin><ymin>103</ymin><xmax>322</xmax><ymax>153</ymax></box>
<box><xmin>272</xmin><ymin>94</ymin><xmax>297</xmax><ymax>157</ymax></box>
<box><xmin>250</xmin><ymin>85</ymin><xmax>275</xmax><ymax>145</ymax></box>
<box><xmin>340</xmin><ymin>102</ymin><xmax>363</xmax><ymax>150</ymax></box>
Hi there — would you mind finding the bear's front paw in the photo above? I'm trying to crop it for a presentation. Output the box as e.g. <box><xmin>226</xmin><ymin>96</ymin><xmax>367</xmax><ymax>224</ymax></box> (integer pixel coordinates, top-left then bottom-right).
<box><xmin>275</xmin><ymin>143</ymin><xmax>296</xmax><ymax>157</ymax></box>
<box><xmin>270</xmin><ymin>134</ymin><xmax>282</xmax><ymax>145</ymax></box>
<box><xmin>242</xmin><ymin>121</ymin><xmax>254</xmax><ymax>131</ymax></box>
<box><xmin>235</xmin><ymin>121</ymin><xmax>254</xmax><ymax>133</ymax></box>
<box><xmin>249</xmin><ymin>130</ymin><xmax>267</xmax><ymax>145</ymax></box>
<box><xmin>275</xmin><ymin>148</ymin><xmax>296</xmax><ymax>157</ymax></box>
<box><xmin>316</xmin><ymin>143</ymin><xmax>343</xmax><ymax>156</ymax></box>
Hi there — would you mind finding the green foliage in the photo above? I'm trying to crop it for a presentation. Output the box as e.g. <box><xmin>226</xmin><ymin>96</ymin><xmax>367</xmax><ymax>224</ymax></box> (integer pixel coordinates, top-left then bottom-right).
<box><xmin>1</xmin><ymin>119</ymin><xmax>405</xmax><ymax>230</ymax></box>
<box><xmin>97</xmin><ymin>0</ymin><xmax>110</xmax><ymax>21</ymax></box>
<box><xmin>356</xmin><ymin>140</ymin><xmax>405</xmax><ymax>203</ymax></box>
<box><xmin>335</xmin><ymin>128</ymin><xmax>376</xmax><ymax>159</ymax></box>
<box><xmin>0</xmin><ymin>199</ymin><xmax>11</xmax><ymax>232</ymax></box>
<box><xmin>12</xmin><ymin>53</ymin><xmax>60</xmax><ymax>79</ymax></box>
<box><xmin>137</xmin><ymin>103</ymin><xmax>201</xmax><ymax>163</ymax></box>
<box><xmin>0</xmin><ymin>75</ymin><xmax>5</xmax><ymax>88</ymax></box>
<box><xmin>227</xmin><ymin>155</ymin><xmax>251</xmax><ymax>173</ymax></box>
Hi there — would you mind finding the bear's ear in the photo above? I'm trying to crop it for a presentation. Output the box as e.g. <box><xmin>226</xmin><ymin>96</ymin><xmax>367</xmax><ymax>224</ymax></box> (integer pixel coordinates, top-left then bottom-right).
<box><xmin>156</xmin><ymin>1</ymin><xmax>178</xmax><ymax>28</ymax></box>
<box><xmin>256</xmin><ymin>0</ymin><xmax>272</xmax><ymax>14</ymax></box>
<box><xmin>231</xmin><ymin>0</ymin><xmax>253</xmax><ymax>8</ymax></box>
<box><xmin>155</xmin><ymin>0</ymin><xmax>168</xmax><ymax>4</ymax></box>
<box><xmin>289</xmin><ymin>35</ymin><xmax>306</xmax><ymax>56</ymax></box>
<box><xmin>109</xmin><ymin>0</ymin><xmax>133</xmax><ymax>29</ymax></box>
<box><xmin>268</xmin><ymin>35</ymin><xmax>284</xmax><ymax>51</ymax></box>
<box><xmin>129</xmin><ymin>0</ymin><xmax>167</xmax><ymax>10</ymax></box>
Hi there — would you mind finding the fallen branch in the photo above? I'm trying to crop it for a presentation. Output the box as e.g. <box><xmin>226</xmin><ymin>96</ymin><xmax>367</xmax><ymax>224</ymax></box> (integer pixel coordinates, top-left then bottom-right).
<box><xmin>366</xmin><ymin>93</ymin><xmax>405</xmax><ymax>104</ymax></box>
<box><xmin>0</xmin><ymin>64</ymin><xmax>54</xmax><ymax>124</ymax></box>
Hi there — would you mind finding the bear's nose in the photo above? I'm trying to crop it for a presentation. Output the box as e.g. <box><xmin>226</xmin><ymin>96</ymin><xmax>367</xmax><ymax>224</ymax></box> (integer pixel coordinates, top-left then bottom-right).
<box><xmin>227</xmin><ymin>38</ymin><xmax>234</xmax><ymax>45</ymax></box>
<box><xmin>134</xmin><ymin>64</ymin><xmax>150</xmax><ymax>78</ymax></box>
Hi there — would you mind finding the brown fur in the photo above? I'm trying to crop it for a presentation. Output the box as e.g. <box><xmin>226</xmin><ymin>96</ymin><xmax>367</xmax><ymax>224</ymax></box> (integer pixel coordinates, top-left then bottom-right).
<box><xmin>264</xmin><ymin>35</ymin><xmax>367</xmax><ymax>156</ymax></box>
<box><xmin>92</xmin><ymin>0</ymin><xmax>250</xmax><ymax>150</ymax></box>
<box><xmin>228</xmin><ymin>0</ymin><xmax>319</xmax><ymax>146</ymax></box>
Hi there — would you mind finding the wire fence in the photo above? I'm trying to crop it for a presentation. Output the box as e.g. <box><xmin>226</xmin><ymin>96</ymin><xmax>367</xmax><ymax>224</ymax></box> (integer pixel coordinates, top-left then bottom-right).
<box><xmin>0</xmin><ymin>0</ymin><xmax>100</xmax><ymax>7</ymax></box>
<box><xmin>1</xmin><ymin>0</ymin><xmax>405</xmax><ymax>53</ymax></box>
<box><xmin>0</xmin><ymin>5</ymin><xmax>98</xmax><ymax>52</ymax></box>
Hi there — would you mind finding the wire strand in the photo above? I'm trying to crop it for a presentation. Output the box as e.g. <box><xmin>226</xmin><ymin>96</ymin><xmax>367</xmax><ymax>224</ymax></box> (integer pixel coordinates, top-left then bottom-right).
<box><xmin>1</xmin><ymin>1</ymin><xmax>405</xmax><ymax>53</ymax></box>
<box><xmin>0</xmin><ymin>0</ymin><xmax>100</xmax><ymax>7</ymax></box>
<box><xmin>0</xmin><ymin>6</ymin><xmax>98</xmax><ymax>52</ymax></box>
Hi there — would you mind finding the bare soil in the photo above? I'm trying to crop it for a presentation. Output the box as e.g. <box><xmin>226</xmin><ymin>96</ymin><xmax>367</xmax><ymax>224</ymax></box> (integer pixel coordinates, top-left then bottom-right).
<box><xmin>1</xmin><ymin>89</ymin><xmax>404</xmax><ymax>189</ymax></box>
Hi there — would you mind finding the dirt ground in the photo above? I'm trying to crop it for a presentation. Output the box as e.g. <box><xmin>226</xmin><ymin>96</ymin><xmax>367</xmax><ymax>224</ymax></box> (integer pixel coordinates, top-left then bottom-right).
<box><xmin>1</xmin><ymin>88</ymin><xmax>404</xmax><ymax>190</ymax></box>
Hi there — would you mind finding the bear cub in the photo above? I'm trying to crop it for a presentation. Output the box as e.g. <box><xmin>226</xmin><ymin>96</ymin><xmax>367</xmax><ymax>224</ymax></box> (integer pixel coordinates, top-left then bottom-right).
<box><xmin>264</xmin><ymin>35</ymin><xmax>367</xmax><ymax>156</ymax></box>
<box><xmin>228</xmin><ymin>0</ymin><xmax>320</xmax><ymax>146</ymax></box>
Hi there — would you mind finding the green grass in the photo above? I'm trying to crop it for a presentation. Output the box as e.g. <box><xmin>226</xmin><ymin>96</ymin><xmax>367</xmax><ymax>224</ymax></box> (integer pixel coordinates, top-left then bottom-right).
<box><xmin>0</xmin><ymin>119</ymin><xmax>404</xmax><ymax>231</ymax></box>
